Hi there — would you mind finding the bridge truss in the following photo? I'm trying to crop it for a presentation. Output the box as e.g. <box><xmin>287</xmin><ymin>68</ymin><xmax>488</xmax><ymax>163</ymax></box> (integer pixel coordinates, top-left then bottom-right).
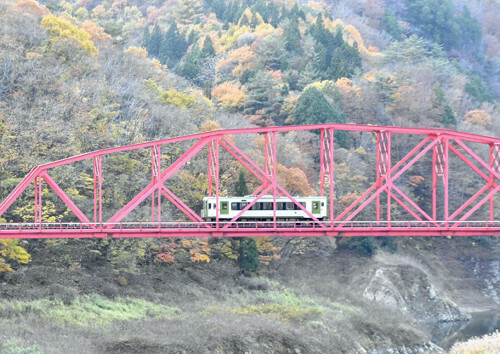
<box><xmin>1</xmin><ymin>123</ymin><xmax>500</xmax><ymax>238</ymax></box>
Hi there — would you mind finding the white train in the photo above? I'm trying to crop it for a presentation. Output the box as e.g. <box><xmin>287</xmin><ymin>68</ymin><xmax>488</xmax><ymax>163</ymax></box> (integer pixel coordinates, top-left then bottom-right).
<box><xmin>201</xmin><ymin>195</ymin><xmax>327</xmax><ymax>221</ymax></box>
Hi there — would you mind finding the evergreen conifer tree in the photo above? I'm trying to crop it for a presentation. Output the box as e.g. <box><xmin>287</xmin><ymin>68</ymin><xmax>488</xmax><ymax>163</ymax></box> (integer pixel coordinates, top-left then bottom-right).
<box><xmin>148</xmin><ymin>24</ymin><xmax>162</xmax><ymax>58</ymax></box>
<box><xmin>406</xmin><ymin>0</ymin><xmax>462</xmax><ymax>49</ymax></box>
<box><xmin>382</xmin><ymin>9</ymin><xmax>402</xmax><ymax>41</ymax></box>
<box><xmin>297</xmin><ymin>62</ymin><xmax>318</xmax><ymax>90</ymax></box>
<box><xmin>243</xmin><ymin>71</ymin><xmax>283</xmax><ymax>121</ymax></box>
<box><xmin>238</xmin><ymin>238</ymin><xmax>260</xmax><ymax>273</ymax></box>
<box><xmin>160</xmin><ymin>22</ymin><xmax>186</xmax><ymax>66</ymax></box>
<box><xmin>252</xmin><ymin>0</ymin><xmax>268</xmax><ymax>23</ymax></box>
<box><xmin>441</xmin><ymin>105</ymin><xmax>457</xmax><ymax>126</ymax></box>
<box><xmin>187</xmin><ymin>30</ymin><xmax>198</xmax><ymax>46</ymax></box>
<box><xmin>293</xmin><ymin>87</ymin><xmax>349</xmax><ymax>148</ymax></box>
<box><xmin>235</xmin><ymin>169</ymin><xmax>249</xmax><ymax>196</ymax></box>
<box><xmin>201</xmin><ymin>35</ymin><xmax>215</xmax><ymax>58</ymax></box>
<box><xmin>282</xmin><ymin>18</ymin><xmax>302</xmax><ymax>54</ymax></box>
<box><xmin>211</xmin><ymin>0</ymin><xmax>226</xmax><ymax>19</ymax></box>
<box><xmin>143</xmin><ymin>26</ymin><xmax>150</xmax><ymax>50</ymax></box>
<box><xmin>267</xmin><ymin>1</ymin><xmax>279</xmax><ymax>26</ymax></box>
<box><xmin>179</xmin><ymin>45</ymin><xmax>201</xmax><ymax>80</ymax></box>
<box><xmin>458</xmin><ymin>6</ymin><xmax>482</xmax><ymax>48</ymax></box>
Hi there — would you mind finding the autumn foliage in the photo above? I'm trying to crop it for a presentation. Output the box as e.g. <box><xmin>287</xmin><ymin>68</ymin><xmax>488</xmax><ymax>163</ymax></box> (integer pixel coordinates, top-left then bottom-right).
<box><xmin>0</xmin><ymin>239</ymin><xmax>30</xmax><ymax>273</ymax></box>
<box><xmin>41</xmin><ymin>15</ymin><xmax>98</xmax><ymax>55</ymax></box>
<box><xmin>211</xmin><ymin>82</ymin><xmax>247</xmax><ymax>108</ymax></box>
<box><xmin>465</xmin><ymin>110</ymin><xmax>492</xmax><ymax>128</ymax></box>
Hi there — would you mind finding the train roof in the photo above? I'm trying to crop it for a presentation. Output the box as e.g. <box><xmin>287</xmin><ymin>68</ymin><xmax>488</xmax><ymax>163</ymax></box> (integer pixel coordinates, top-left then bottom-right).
<box><xmin>203</xmin><ymin>195</ymin><xmax>326</xmax><ymax>200</ymax></box>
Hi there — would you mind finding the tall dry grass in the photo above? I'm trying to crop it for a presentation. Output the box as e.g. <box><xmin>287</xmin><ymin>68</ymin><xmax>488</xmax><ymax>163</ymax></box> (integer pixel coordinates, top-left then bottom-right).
<box><xmin>450</xmin><ymin>331</ymin><xmax>500</xmax><ymax>354</ymax></box>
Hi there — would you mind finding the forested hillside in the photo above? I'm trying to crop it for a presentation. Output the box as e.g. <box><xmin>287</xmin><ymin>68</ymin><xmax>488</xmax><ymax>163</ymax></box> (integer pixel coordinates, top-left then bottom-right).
<box><xmin>0</xmin><ymin>0</ymin><xmax>500</xmax><ymax>352</ymax></box>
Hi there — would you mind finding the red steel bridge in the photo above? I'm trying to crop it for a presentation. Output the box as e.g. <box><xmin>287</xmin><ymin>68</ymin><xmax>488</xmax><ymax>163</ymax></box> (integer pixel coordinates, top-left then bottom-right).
<box><xmin>1</xmin><ymin>123</ymin><xmax>500</xmax><ymax>238</ymax></box>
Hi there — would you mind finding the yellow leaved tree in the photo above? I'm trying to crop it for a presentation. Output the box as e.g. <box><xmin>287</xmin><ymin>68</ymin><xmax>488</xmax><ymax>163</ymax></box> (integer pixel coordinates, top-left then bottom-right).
<box><xmin>465</xmin><ymin>110</ymin><xmax>492</xmax><ymax>128</ymax></box>
<box><xmin>41</xmin><ymin>14</ymin><xmax>98</xmax><ymax>55</ymax></box>
<box><xmin>211</xmin><ymin>82</ymin><xmax>247</xmax><ymax>109</ymax></box>
<box><xmin>0</xmin><ymin>219</ymin><xmax>31</xmax><ymax>272</ymax></box>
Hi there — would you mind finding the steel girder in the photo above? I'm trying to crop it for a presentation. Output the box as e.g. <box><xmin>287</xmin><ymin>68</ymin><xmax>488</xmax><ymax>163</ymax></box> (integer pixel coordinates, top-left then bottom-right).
<box><xmin>1</xmin><ymin>123</ymin><xmax>500</xmax><ymax>238</ymax></box>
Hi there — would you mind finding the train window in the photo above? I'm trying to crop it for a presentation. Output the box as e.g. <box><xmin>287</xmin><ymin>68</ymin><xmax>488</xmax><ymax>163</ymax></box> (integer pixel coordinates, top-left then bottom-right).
<box><xmin>264</xmin><ymin>202</ymin><xmax>273</xmax><ymax>210</ymax></box>
<box><xmin>313</xmin><ymin>202</ymin><xmax>319</xmax><ymax>210</ymax></box>
<box><xmin>222</xmin><ymin>203</ymin><xmax>228</xmax><ymax>210</ymax></box>
<box><xmin>231</xmin><ymin>202</ymin><xmax>239</xmax><ymax>210</ymax></box>
<box><xmin>294</xmin><ymin>202</ymin><xmax>306</xmax><ymax>210</ymax></box>
<box><xmin>286</xmin><ymin>202</ymin><xmax>294</xmax><ymax>210</ymax></box>
<box><xmin>321</xmin><ymin>202</ymin><xmax>325</xmax><ymax>207</ymax></box>
<box><xmin>208</xmin><ymin>203</ymin><xmax>212</xmax><ymax>209</ymax></box>
<box><xmin>241</xmin><ymin>202</ymin><xmax>247</xmax><ymax>209</ymax></box>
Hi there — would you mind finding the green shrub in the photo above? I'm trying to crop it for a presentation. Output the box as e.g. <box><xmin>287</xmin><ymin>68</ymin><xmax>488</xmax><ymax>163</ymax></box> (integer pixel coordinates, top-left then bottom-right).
<box><xmin>0</xmin><ymin>295</ymin><xmax>181</xmax><ymax>327</ymax></box>
<box><xmin>347</xmin><ymin>237</ymin><xmax>377</xmax><ymax>257</ymax></box>
<box><xmin>0</xmin><ymin>339</ymin><xmax>41</xmax><ymax>354</ymax></box>
<box><xmin>232</xmin><ymin>303</ymin><xmax>322</xmax><ymax>323</ymax></box>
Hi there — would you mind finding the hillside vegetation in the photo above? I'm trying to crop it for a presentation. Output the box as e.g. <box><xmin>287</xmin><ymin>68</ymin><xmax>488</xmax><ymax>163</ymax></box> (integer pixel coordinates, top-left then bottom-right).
<box><xmin>0</xmin><ymin>0</ymin><xmax>500</xmax><ymax>352</ymax></box>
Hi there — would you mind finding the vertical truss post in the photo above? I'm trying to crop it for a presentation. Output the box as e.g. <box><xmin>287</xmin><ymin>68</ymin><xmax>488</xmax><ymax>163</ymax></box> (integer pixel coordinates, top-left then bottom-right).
<box><xmin>386</xmin><ymin>133</ymin><xmax>392</xmax><ymax>222</ymax></box>
<box><xmin>320</xmin><ymin>129</ymin><xmax>335</xmax><ymax>221</ymax></box>
<box><xmin>151</xmin><ymin>149</ymin><xmax>155</xmax><ymax>222</ymax></box>
<box><xmin>490</xmin><ymin>143</ymin><xmax>500</xmax><ymax>220</ymax></box>
<box><xmin>34</xmin><ymin>176</ymin><xmax>42</xmax><ymax>223</ymax></box>
<box><xmin>376</xmin><ymin>131</ymin><xmax>391</xmax><ymax>221</ymax></box>
<box><xmin>434</xmin><ymin>138</ymin><xmax>449</xmax><ymax>221</ymax></box>
<box><xmin>329</xmin><ymin>129</ymin><xmax>334</xmax><ymax>222</ymax></box>
<box><xmin>93</xmin><ymin>156</ymin><xmax>102</xmax><ymax>225</ymax></box>
<box><xmin>208</xmin><ymin>141</ymin><xmax>216</xmax><ymax>197</ymax></box>
<box><xmin>320</xmin><ymin>129</ymin><xmax>325</xmax><ymax>196</ymax></box>
<box><xmin>34</xmin><ymin>176</ymin><xmax>38</xmax><ymax>223</ymax></box>
<box><xmin>214</xmin><ymin>139</ymin><xmax>220</xmax><ymax>227</ymax></box>
<box><xmin>273</xmin><ymin>132</ymin><xmax>277</xmax><ymax>225</ymax></box>
<box><xmin>264</xmin><ymin>133</ymin><xmax>271</xmax><ymax>190</ymax></box>
<box><xmin>265</xmin><ymin>132</ymin><xmax>278</xmax><ymax>225</ymax></box>
<box><xmin>444</xmin><ymin>139</ymin><xmax>449</xmax><ymax>221</ymax></box>
<box><xmin>376</xmin><ymin>133</ymin><xmax>381</xmax><ymax>220</ymax></box>
<box><xmin>152</xmin><ymin>145</ymin><xmax>162</xmax><ymax>223</ymax></box>
<box><xmin>432</xmin><ymin>136</ymin><xmax>437</xmax><ymax>220</ymax></box>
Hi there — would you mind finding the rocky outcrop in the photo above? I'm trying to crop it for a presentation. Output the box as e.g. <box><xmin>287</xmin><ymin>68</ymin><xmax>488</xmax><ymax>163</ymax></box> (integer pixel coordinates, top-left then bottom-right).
<box><xmin>473</xmin><ymin>258</ymin><xmax>500</xmax><ymax>304</ymax></box>
<box><xmin>361</xmin><ymin>265</ymin><xmax>469</xmax><ymax>322</ymax></box>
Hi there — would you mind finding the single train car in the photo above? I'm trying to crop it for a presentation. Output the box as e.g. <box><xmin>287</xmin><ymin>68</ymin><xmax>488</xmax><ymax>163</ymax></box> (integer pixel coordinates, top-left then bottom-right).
<box><xmin>201</xmin><ymin>195</ymin><xmax>327</xmax><ymax>221</ymax></box>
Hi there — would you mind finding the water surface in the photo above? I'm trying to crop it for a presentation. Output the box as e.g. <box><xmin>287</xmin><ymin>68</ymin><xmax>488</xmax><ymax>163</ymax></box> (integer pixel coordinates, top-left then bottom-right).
<box><xmin>426</xmin><ymin>311</ymin><xmax>500</xmax><ymax>350</ymax></box>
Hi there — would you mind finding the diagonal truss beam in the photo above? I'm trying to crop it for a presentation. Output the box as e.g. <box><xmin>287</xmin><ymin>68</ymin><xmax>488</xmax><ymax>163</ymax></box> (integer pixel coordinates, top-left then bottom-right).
<box><xmin>220</xmin><ymin>136</ymin><xmax>325</xmax><ymax>225</ymax></box>
<box><xmin>450</xmin><ymin>139</ymin><xmax>500</xmax><ymax>222</ymax></box>
<box><xmin>0</xmin><ymin>167</ymin><xmax>41</xmax><ymax>218</ymax></box>
<box><xmin>336</xmin><ymin>136</ymin><xmax>436</xmax><ymax>221</ymax></box>
<box><xmin>41</xmin><ymin>172</ymin><xmax>92</xmax><ymax>224</ymax></box>
<box><xmin>160</xmin><ymin>186</ymin><xmax>205</xmax><ymax>223</ymax></box>
<box><xmin>108</xmin><ymin>137</ymin><xmax>211</xmax><ymax>223</ymax></box>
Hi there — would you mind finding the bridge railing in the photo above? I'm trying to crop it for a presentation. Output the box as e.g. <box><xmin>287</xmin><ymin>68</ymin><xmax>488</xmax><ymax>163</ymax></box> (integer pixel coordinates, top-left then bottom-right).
<box><xmin>2</xmin><ymin>220</ymin><xmax>500</xmax><ymax>233</ymax></box>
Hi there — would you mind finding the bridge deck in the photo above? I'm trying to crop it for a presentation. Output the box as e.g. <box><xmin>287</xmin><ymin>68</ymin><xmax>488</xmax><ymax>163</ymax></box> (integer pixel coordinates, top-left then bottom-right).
<box><xmin>1</xmin><ymin>221</ymin><xmax>500</xmax><ymax>238</ymax></box>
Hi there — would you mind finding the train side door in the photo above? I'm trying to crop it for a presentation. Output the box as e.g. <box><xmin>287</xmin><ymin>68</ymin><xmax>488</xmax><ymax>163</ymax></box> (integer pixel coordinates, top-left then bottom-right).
<box><xmin>220</xmin><ymin>201</ymin><xmax>229</xmax><ymax>215</ymax></box>
<box><xmin>312</xmin><ymin>200</ymin><xmax>321</xmax><ymax>214</ymax></box>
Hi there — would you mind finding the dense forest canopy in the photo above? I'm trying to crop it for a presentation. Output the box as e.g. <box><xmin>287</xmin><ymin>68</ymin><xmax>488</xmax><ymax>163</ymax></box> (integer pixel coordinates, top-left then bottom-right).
<box><xmin>0</xmin><ymin>0</ymin><xmax>499</xmax><ymax>270</ymax></box>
